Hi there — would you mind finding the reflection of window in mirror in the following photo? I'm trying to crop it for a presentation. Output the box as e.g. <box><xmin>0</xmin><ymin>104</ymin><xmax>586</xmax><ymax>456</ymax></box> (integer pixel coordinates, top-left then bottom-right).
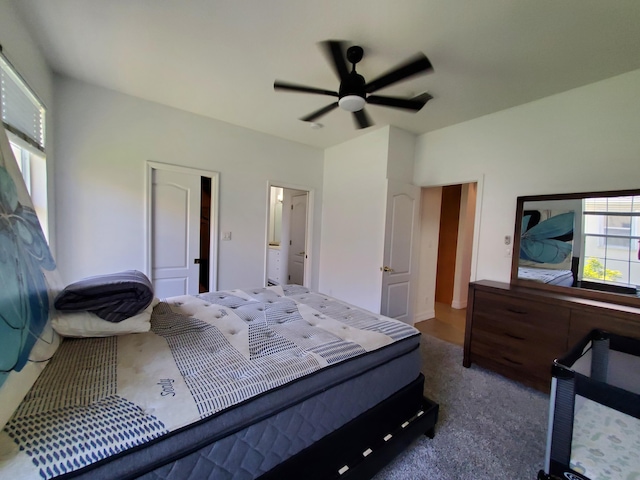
<box><xmin>582</xmin><ymin>196</ymin><xmax>640</xmax><ymax>289</ymax></box>
<box><xmin>269</xmin><ymin>187</ymin><xmax>283</xmax><ymax>246</ymax></box>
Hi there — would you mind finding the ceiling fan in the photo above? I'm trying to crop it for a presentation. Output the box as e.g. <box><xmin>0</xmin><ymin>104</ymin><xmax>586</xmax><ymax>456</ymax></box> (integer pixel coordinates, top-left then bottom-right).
<box><xmin>274</xmin><ymin>40</ymin><xmax>434</xmax><ymax>129</ymax></box>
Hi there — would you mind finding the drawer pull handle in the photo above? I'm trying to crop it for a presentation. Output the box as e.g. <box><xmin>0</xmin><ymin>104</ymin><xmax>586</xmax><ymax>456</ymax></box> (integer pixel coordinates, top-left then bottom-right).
<box><xmin>506</xmin><ymin>308</ymin><xmax>527</xmax><ymax>315</ymax></box>
<box><xmin>502</xmin><ymin>356</ymin><xmax>523</xmax><ymax>366</ymax></box>
<box><xmin>505</xmin><ymin>333</ymin><xmax>525</xmax><ymax>341</ymax></box>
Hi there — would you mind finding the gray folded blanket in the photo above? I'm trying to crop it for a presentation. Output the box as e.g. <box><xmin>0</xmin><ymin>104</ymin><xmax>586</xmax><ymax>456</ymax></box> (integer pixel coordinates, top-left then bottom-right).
<box><xmin>54</xmin><ymin>270</ymin><xmax>154</xmax><ymax>322</ymax></box>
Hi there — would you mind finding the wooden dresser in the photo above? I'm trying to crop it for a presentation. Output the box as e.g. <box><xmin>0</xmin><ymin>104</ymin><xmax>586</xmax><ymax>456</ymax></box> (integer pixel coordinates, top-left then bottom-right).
<box><xmin>463</xmin><ymin>280</ymin><xmax>640</xmax><ymax>392</ymax></box>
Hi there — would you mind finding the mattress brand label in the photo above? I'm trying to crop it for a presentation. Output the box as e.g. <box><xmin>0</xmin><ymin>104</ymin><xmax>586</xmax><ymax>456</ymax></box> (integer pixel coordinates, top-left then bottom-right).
<box><xmin>158</xmin><ymin>378</ymin><xmax>176</xmax><ymax>397</ymax></box>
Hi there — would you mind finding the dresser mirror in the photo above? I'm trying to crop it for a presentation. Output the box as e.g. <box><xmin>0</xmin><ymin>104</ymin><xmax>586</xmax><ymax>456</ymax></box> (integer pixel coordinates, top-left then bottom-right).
<box><xmin>510</xmin><ymin>189</ymin><xmax>640</xmax><ymax>307</ymax></box>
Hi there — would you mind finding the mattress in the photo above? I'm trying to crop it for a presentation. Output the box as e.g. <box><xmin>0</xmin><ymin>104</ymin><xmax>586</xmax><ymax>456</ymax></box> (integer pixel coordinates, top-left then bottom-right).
<box><xmin>0</xmin><ymin>285</ymin><xmax>421</xmax><ymax>479</ymax></box>
<box><xmin>570</xmin><ymin>397</ymin><xmax>640</xmax><ymax>480</ymax></box>
<box><xmin>518</xmin><ymin>266</ymin><xmax>574</xmax><ymax>286</ymax></box>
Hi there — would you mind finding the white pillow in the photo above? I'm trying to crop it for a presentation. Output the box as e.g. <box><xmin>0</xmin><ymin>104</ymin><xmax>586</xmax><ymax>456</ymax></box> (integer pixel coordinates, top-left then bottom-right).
<box><xmin>52</xmin><ymin>298</ymin><xmax>159</xmax><ymax>337</ymax></box>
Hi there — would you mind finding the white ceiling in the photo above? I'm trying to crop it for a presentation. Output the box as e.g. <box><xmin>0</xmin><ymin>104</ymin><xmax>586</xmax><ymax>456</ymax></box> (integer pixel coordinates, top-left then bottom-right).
<box><xmin>13</xmin><ymin>0</ymin><xmax>640</xmax><ymax>149</ymax></box>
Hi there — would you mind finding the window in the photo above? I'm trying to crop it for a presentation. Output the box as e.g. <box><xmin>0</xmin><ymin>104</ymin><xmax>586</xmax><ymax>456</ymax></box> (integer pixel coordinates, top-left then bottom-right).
<box><xmin>582</xmin><ymin>196</ymin><xmax>640</xmax><ymax>286</ymax></box>
<box><xmin>1</xmin><ymin>49</ymin><xmax>48</xmax><ymax>241</ymax></box>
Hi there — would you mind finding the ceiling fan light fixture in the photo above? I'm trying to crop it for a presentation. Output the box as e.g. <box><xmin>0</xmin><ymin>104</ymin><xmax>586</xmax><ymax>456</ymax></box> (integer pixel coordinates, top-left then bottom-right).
<box><xmin>274</xmin><ymin>41</ymin><xmax>434</xmax><ymax>129</ymax></box>
<box><xmin>338</xmin><ymin>95</ymin><xmax>366</xmax><ymax>112</ymax></box>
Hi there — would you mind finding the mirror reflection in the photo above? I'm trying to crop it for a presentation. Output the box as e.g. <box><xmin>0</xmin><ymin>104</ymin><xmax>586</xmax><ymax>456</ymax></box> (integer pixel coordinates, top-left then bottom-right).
<box><xmin>516</xmin><ymin>192</ymin><xmax>640</xmax><ymax>296</ymax></box>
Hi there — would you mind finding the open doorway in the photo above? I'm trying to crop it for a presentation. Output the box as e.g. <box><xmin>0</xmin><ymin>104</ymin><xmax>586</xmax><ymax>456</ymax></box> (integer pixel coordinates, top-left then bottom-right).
<box><xmin>266</xmin><ymin>185</ymin><xmax>311</xmax><ymax>286</ymax></box>
<box><xmin>414</xmin><ymin>182</ymin><xmax>477</xmax><ymax>346</ymax></box>
<box><xmin>435</xmin><ymin>184</ymin><xmax>463</xmax><ymax>305</ymax></box>
<box><xmin>198</xmin><ymin>177</ymin><xmax>212</xmax><ymax>293</ymax></box>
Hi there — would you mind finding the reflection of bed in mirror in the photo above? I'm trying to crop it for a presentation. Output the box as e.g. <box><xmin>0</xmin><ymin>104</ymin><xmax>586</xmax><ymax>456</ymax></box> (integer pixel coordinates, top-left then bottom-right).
<box><xmin>517</xmin><ymin>205</ymin><xmax>577</xmax><ymax>287</ymax></box>
<box><xmin>517</xmin><ymin>266</ymin><xmax>574</xmax><ymax>286</ymax></box>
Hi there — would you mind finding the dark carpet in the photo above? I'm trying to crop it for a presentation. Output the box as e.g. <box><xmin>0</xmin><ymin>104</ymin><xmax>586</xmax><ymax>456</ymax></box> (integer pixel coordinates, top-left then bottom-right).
<box><xmin>373</xmin><ymin>334</ymin><xmax>549</xmax><ymax>479</ymax></box>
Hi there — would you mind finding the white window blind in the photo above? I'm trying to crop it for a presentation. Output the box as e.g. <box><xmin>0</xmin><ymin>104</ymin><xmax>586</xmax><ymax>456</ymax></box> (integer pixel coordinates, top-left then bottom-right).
<box><xmin>0</xmin><ymin>49</ymin><xmax>46</xmax><ymax>152</ymax></box>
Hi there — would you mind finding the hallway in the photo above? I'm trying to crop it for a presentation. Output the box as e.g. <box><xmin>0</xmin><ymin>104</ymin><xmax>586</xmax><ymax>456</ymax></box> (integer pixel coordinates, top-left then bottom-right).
<box><xmin>415</xmin><ymin>303</ymin><xmax>466</xmax><ymax>346</ymax></box>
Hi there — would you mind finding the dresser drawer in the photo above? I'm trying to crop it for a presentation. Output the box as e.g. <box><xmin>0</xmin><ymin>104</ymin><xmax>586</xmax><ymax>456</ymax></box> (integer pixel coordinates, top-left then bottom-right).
<box><xmin>569</xmin><ymin>309</ymin><xmax>640</xmax><ymax>346</ymax></box>
<box><xmin>470</xmin><ymin>328</ymin><xmax>563</xmax><ymax>382</ymax></box>
<box><xmin>473</xmin><ymin>290</ymin><xmax>569</xmax><ymax>348</ymax></box>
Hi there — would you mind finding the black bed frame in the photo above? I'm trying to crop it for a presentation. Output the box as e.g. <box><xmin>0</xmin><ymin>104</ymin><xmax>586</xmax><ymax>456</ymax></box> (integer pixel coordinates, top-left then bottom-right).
<box><xmin>260</xmin><ymin>373</ymin><xmax>439</xmax><ymax>480</ymax></box>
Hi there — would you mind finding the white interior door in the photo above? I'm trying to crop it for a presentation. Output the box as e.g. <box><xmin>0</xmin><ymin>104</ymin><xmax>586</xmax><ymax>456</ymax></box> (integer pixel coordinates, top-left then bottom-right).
<box><xmin>288</xmin><ymin>193</ymin><xmax>308</xmax><ymax>285</ymax></box>
<box><xmin>151</xmin><ymin>168</ymin><xmax>201</xmax><ymax>298</ymax></box>
<box><xmin>380</xmin><ymin>180</ymin><xmax>420</xmax><ymax>324</ymax></box>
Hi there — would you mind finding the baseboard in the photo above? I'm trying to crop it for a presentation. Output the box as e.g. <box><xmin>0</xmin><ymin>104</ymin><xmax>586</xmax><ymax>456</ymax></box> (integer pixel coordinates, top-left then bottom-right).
<box><xmin>414</xmin><ymin>310</ymin><xmax>435</xmax><ymax>323</ymax></box>
<box><xmin>451</xmin><ymin>300</ymin><xmax>467</xmax><ymax>310</ymax></box>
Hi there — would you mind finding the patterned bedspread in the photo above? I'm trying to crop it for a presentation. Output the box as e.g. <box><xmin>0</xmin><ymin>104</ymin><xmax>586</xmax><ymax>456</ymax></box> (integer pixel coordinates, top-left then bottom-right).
<box><xmin>0</xmin><ymin>285</ymin><xmax>418</xmax><ymax>479</ymax></box>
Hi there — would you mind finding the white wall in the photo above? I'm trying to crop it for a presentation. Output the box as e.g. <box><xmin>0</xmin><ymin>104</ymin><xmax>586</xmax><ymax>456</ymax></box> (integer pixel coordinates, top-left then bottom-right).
<box><xmin>319</xmin><ymin>127</ymin><xmax>390</xmax><ymax>311</ymax></box>
<box><xmin>451</xmin><ymin>182</ymin><xmax>476</xmax><ymax>308</ymax></box>
<box><xmin>414</xmin><ymin>68</ymin><xmax>640</xmax><ymax>284</ymax></box>
<box><xmin>320</xmin><ymin>125</ymin><xmax>420</xmax><ymax>315</ymax></box>
<box><xmin>0</xmin><ymin>1</ymin><xmax>57</xmax><ymax>255</ymax></box>
<box><xmin>53</xmin><ymin>76</ymin><xmax>324</xmax><ymax>290</ymax></box>
<box><xmin>387</xmin><ymin>126</ymin><xmax>416</xmax><ymax>183</ymax></box>
<box><xmin>415</xmin><ymin>186</ymin><xmax>442</xmax><ymax>321</ymax></box>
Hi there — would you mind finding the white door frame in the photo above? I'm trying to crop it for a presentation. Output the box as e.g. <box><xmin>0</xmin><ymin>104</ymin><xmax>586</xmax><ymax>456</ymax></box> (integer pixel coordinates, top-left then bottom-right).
<box><xmin>413</xmin><ymin>174</ymin><xmax>485</xmax><ymax>321</ymax></box>
<box><xmin>417</xmin><ymin>174</ymin><xmax>485</xmax><ymax>285</ymax></box>
<box><xmin>265</xmin><ymin>181</ymin><xmax>314</xmax><ymax>287</ymax></box>
<box><xmin>146</xmin><ymin>161</ymin><xmax>220</xmax><ymax>292</ymax></box>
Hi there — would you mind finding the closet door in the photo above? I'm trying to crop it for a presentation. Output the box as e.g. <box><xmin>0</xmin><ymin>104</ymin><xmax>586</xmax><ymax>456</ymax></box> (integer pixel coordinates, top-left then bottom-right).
<box><xmin>381</xmin><ymin>180</ymin><xmax>420</xmax><ymax>324</ymax></box>
<box><xmin>151</xmin><ymin>168</ymin><xmax>202</xmax><ymax>298</ymax></box>
<box><xmin>287</xmin><ymin>193</ymin><xmax>308</xmax><ymax>285</ymax></box>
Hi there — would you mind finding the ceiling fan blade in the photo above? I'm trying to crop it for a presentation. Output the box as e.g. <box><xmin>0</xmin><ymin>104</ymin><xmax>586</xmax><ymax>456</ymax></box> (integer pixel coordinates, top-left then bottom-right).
<box><xmin>320</xmin><ymin>40</ymin><xmax>350</xmax><ymax>82</ymax></box>
<box><xmin>353</xmin><ymin>109</ymin><xmax>373</xmax><ymax>129</ymax></box>
<box><xmin>364</xmin><ymin>53</ymin><xmax>433</xmax><ymax>93</ymax></box>
<box><xmin>274</xmin><ymin>80</ymin><xmax>338</xmax><ymax>97</ymax></box>
<box><xmin>300</xmin><ymin>102</ymin><xmax>339</xmax><ymax>122</ymax></box>
<box><xmin>367</xmin><ymin>92</ymin><xmax>433</xmax><ymax>111</ymax></box>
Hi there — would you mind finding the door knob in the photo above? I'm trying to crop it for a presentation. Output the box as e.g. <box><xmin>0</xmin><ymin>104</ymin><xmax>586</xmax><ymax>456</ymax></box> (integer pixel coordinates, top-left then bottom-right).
<box><xmin>380</xmin><ymin>266</ymin><xmax>394</xmax><ymax>272</ymax></box>
<box><xmin>194</xmin><ymin>259</ymin><xmax>201</xmax><ymax>264</ymax></box>
<box><xmin>298</xmin><ymin>251</ymin><xmax>305</xmax><ymax>255</ymax></box>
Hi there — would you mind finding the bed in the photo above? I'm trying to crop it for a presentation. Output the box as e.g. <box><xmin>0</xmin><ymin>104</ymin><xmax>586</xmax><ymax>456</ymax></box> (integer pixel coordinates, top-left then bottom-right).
<box><xmin>538</xmin><ymin>329</ymin><xmax>640</xmax><ymax>480</ymax></box>
<box><xmin>1</xmin><ymin>285</ymin><xmax>437</xmax><ymax>480</ymax></box>
<box><xmin>0</xmin><ymin>122</ymin><xmax>438</xmax><ymax>479</ymax></box>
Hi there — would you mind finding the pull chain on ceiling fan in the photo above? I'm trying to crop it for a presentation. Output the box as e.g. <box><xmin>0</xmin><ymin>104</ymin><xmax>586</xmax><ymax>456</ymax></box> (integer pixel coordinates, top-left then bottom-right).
<box><xmin>274</xmin><ymin>40</ymin><xmax>434</xmax><ymax>129</ymax></box>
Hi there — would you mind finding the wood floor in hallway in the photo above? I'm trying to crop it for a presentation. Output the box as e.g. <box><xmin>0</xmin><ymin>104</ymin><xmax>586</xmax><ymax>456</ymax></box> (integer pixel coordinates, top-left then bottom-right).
<box><xmin>415</xmin><ymin>302</ymin><xmax>466</xmax><ymax>346</ymax></box>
